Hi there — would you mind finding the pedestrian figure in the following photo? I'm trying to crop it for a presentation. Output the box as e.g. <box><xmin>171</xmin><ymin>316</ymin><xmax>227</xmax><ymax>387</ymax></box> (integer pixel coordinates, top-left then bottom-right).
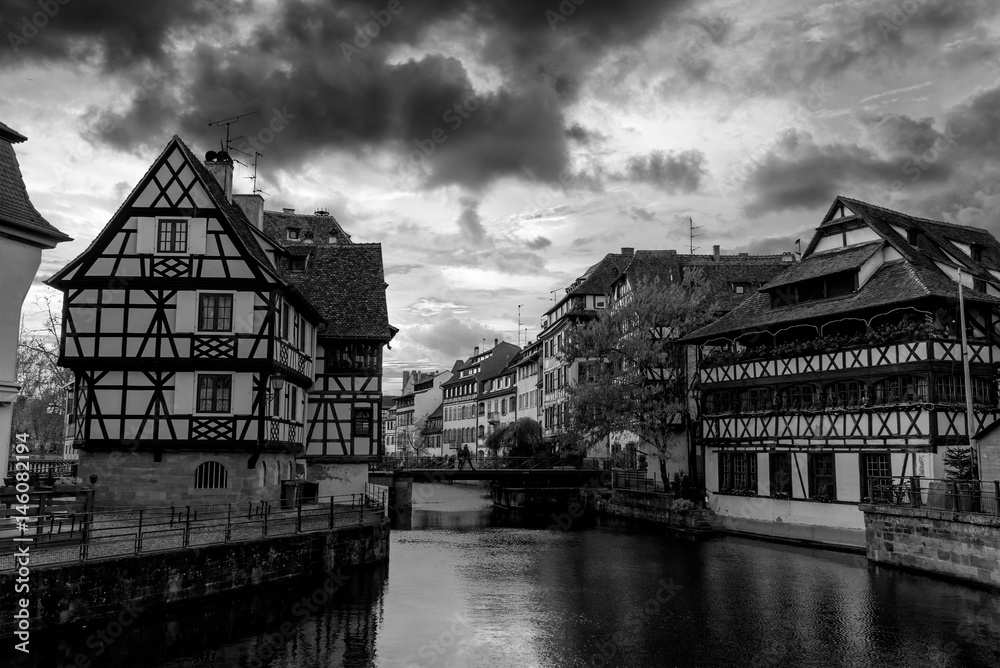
<box><xmin>459</xmin><ymin>444</ymin><xmax>475</xmax><ymax>470</ymax></box>
<box><xmin>638</xmin><ymin>454</ymin><xmax>648</xmax><ymax>472</ymax></box>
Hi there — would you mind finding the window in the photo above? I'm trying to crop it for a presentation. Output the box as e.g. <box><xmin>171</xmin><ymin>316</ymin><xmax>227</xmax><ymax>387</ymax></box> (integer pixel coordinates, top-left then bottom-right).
<box><xmin>719</xmin><ymin>452</ymin><xmax>757</xmax><ymax>494</ymax></box>
<box><xmin>509</xmin><ymin>397</ymin><xmax>516</xmax><ymax>412</ymax></box>
<box><xmin>770</xmin><ymin>271</ymin><xmax>856</xmax><ymax>308</ymax></box>
<box><xmin>824</xmin><ymin>380</ymin><xmax>865</xmax><ymax>408</ymax></box>
<box><xmin>778</xmin><ymin>384</ymin><xmax>819</xmax><ymax>411</ymax></box>
<box><xmin>282</xmin><ymin>302</ymin><xmax>290</xmax><ymax>339</ymax></box>
<box><xmin>290</xmin><ymin>387</ymin><xmax>298</xmax><ymax>421</ymax></box>
<box><xmin>739</xmin><ymin>387</ymin><xmax>773</xmax><ymax>412</ymax></box>
<box><xmin>197</xmin><ymin>374</ymin><xmax>231</xmax><ymax>413</ymax></box>
<box><xmin>735</xmin><ymin>284</ymin><xmax>745</xmax><ymax>294</ymax></box>
<box><xmin>195</xmin><ymin>461</ymin><xmax>228</xmax><ymax>489</ymax></box>
<box><xmin>290</xmin><ymin>256</ymin><xmax>307</xmax><ymax>272</ymax></box>
<box><xmin>479</xmin><ymin>403</ymin><xmax>485</xmax><ymax>416</ymax></box>
<box><xmin>324</xmin><ymin>342</ymin><xmax>379</xmax><ymax>373</ymax></box>
<box><xmin>157</xmin><ymin>219</ymin><xmax>188</xmax><ymax>253</ymax></box>
<box><xmin>769</xmin><ymin>453</ymin><xmax>792</xmax><ymax>498</ymax></box>
<box><xmin>872</xmin><ymin>376</ymin><xmax>927</xmax><ymax>405</ymax></box>
<box><xmin>287</xmin><ymin>228</ymin><xmax>300</xmax><ymax>240</ymax></box>
<box><xmin>272</xmin><ymin>386</ymin><xmax>281</xmax><ymax>417</ymax></box>
<box><xmin>198</xmin><ymin>294</ymin><xmax>233</xmax><ymax>332</ymax></box>
<box><xmin>860</xmin><ymin>453</ymin><xmax>891</xmax><ymax>502</ymax></box>
<box><xmin>971</xmin><ymin>244</ymin><xmax>983</xmax><ymax>262</ymax></box>
<box><xmin>353</xmin><ymin>407</ymin><xmax>372</xmax><ymax>436</ymax></box>
<box><xmin>704</xmin><ymin>391</ymin><xmax>732</xmax><ymax>414</ymax></box>
<box><xmin>808</xmin><ymin>453</ymin><xmax>836</xmax><ymax>500</ymax></box>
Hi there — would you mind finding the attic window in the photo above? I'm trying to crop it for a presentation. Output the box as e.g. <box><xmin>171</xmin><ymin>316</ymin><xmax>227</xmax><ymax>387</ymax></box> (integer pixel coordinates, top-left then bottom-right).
<box><xmin>907</xmin><ymin>229</ymin><xmax>919</xmax><ymax>246</ymax></box>
<box><xmin>287</xmin><ymin>228</ymin><xmax>300</xmax><ymax>240</ymax></box>
<box><xmin>290</xmin><ymin>255</ymin><xmax>308</xmax><ymax>272</ymax></box>
<box><xmin>971</xmin><ymin>245</ymin><xmax>983</xmax><ymax>262</ymax></box>
<box><xmin>770</xmin><ymin>271</ymin><xmax>857</xmax><ymax>308</ymax></box>
<box><xmin>734</xmin><ymin>284</ymin><xmax>746</xmax><ymax>294</ymax></box>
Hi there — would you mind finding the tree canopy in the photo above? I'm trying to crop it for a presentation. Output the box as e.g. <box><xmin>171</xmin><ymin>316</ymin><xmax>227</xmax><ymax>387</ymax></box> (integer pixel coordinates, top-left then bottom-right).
<box><xmin>561</xmin><ymin>267</ymin><xmax>718</xmax><ymax>461</ymax></box>
<box><xmin>484</xmin><ymin>417</ymin><xmax>543</xmax><ymax>457</ymax></box>
<box><xmin>12</xmin><ymin>297</ymin><xmax>70</xmax><ymax>452</ymax></box>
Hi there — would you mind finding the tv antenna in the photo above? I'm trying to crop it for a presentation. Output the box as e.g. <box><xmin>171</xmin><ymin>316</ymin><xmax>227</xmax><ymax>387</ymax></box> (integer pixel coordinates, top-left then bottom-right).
<box><xmin>689</xmin><ymin>217</ymin><xmax>702</xmax><ymax>255</ymax></box>
<box><xmin>517</xmin><ymin>304</ymin><xmax>523</xmax><ymax>347</ymax></box>
<box><xmin>208</xmin><ymin>110</ymin><xmax>259</xmax><ymax>153</ymax></box>
<box><xmin>549</xmin><ymin>289</ymin><xmax>560</xmax><ymax>303</ymax></box>
<box><xmin>243</xmin><ymin>151</ymin><xmax>269</xmax><ymax>196</ymax></box>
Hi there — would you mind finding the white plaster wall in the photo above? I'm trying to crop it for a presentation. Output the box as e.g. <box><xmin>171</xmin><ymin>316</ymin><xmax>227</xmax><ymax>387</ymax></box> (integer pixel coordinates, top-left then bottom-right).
<box><xmin>308</xmin><ymin>461</ymin><xmax>368</xmax><ymax>498</ymax></box>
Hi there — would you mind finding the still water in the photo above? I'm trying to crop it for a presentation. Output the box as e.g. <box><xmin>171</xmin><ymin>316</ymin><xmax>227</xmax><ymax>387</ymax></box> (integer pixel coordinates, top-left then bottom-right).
<box><xmin>12</xmin><ymin>482</ymin><xmax>1000</xmax><ymax>667</ymax></box>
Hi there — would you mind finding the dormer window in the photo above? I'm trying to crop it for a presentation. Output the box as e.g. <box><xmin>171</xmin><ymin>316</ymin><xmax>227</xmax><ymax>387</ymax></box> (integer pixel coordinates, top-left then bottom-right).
<box><xmin>734</xmin><ymin>284</ymin><xmax>746</xmax><ymax>294</ymax></box>
<box><xmin>157</xmin><ymin>219</ymin><xmax>188</xmax><ymax>253</ymax></box>
<box><xmin>907</xmin><ymin>229</ymin><xmax>919</xmax><ymax>246</ymax></box>
<box><xmin>971</xmin><ymin>245</ymin><xmax>983</xmax><ymax>262</ymax></box>
<box><xmin>770</xmin><ymin>271</ymin><xmax>856</xmax><ymax>308</ymax></box>
<box><xmin>287</xmin><ymin>228</ymin><xmax>300</xmax><ymax>240</ymax></box>
<box><xmin>290</xmin><ymin>255</ymin><xmax>308</xmax><ymax>272</ymax></box>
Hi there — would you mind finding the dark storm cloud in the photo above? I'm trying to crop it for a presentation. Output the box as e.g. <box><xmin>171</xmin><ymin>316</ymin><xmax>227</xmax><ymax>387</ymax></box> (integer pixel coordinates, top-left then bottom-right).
<box><xmin>39</xmin><ymin>0</ymin><xmax>689</xmax><ymax>190</ymax></box>
<box><xmin>858</xmin><ymin>112</ymin><xmax>943</xmax><ymax>157</ymax></box>
<box><xmin>620</xmin><ymin>150</ymin><xmax>706</xmax><ymax>193</ymax></box>
<box><xmin>525</xmin><ymin>236</ymin><xmax>552</xmax><ymax>250</ymax></box>
<box><xmin>742</xmin><ymin>129</ymin><xmax>952</xmax><ymax>218</ymax></box>
<box><xmin>456</xmin><ymin>197</ymin><xmax>487</xmax><ymax>245</ymax></box>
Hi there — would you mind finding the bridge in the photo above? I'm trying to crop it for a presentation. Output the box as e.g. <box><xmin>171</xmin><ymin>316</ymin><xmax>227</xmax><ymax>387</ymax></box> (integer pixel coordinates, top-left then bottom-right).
<box><xmin>369</xmin><ymin>456</ymin><xmax>612</xmax><ymax>528</ymax></box>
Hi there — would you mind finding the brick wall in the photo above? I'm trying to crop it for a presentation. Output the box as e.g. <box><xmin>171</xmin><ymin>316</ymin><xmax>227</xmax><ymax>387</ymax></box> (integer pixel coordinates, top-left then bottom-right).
<box><xmin>0</xmin><ymin>520</ymin><xmax>389</xmax><ymax>638</ymax></box>
<box><xmin>78</xmin><ymin>450</ymin><xmax>296</xmax><ymax>508</ymax></box>
<box><xmin>862</xmin><ymin>504</ymin><xmax>1000</xmax><ymax>589</ymax></box>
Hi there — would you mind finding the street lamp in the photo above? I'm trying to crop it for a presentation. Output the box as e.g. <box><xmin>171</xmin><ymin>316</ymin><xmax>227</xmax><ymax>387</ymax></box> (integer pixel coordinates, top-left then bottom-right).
<box><xmin>269</xmin><ymin>373</ymin><xmax>286</xmax><ymax>392</ymax></box>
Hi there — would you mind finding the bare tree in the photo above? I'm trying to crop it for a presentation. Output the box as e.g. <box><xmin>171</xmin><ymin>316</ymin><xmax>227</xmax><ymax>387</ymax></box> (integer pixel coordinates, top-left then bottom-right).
<box><xmin>13</xmin><ymin>296</ymin><xmax>71</xmax><ymax>453</ymax></box>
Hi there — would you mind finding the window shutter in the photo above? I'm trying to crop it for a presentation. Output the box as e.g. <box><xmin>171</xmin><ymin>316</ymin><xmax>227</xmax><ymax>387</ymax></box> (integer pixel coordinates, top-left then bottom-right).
<box><xmin>188</xmin><ymin>218</ymin><xmax>208</xmax><ymax>255</ymax></box>
<box><xmin>174</xmin><ymin>372</ymin><xmax>194</xmax><ymax>414</ymax></box>
<box><xmin>136</xmin><ymin>217</ymin><xmax>155</xmax><ymax>253</ymax></box>
<box><xmin>175</xmin><ymin>292</ymin><xmax>196</xmax><ymax>332</ymax></box>
<box><xmin>233</xmin><ymin>292</ymin><xmax>254</xmax><ymax>334</ymax></box>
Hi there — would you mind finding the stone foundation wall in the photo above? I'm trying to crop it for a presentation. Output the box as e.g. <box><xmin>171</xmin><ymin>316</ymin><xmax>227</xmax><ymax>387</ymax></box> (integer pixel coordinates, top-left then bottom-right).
<box><xmin>862</xmin><ymin>504</ymin><xmax>1000</xmax><ymax>589</ymax></box>
<box><xmin>588</xmin><ymin>490</ymin><xmax>718</xmax><ymax>532</ymax></box>
<box><xmin>79</xmin><ymin>450</ymin><xmax>296</xmax><ymax>508</ymax></box>
<box><xmin>0</xmin><ymin>520</ymin><xmax>390</xmax><ymax>639</ymax></box>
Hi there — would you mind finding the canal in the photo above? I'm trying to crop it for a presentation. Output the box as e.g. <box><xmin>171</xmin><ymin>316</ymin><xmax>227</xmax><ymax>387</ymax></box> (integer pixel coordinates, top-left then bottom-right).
<box><xmin>11</xmin><ymin>482</ymin><xmax>1000</xmax><ymax>667</ymax></box>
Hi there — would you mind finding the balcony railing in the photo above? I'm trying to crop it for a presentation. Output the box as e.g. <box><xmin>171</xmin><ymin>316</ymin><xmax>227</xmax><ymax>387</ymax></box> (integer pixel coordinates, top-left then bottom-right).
<box><xmin>700</xmin><ymin>339</ymin><xmax>1000</xmax><ymax>385</ymax></box>
<box><xmin>866</xmin><ymin>476</ymin><xmax>1000</xmax><ymax>516</ymax></box>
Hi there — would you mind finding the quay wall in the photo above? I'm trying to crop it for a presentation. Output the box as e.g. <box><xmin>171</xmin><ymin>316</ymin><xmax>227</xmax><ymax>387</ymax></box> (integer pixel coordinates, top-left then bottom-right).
<box><xmin>861</xmin><ymin>504</ymin><xmax>1000</xmax><ymax>589</ymax></box>
<box><xmin>587</xmin><ymin>489</ymin><xmax>719</xmax><ymax>532</ymax></box>
<box><xmin>0</xmin><ymin>519</ymin><xmax>389</xmax><ymax>639</ymax></box>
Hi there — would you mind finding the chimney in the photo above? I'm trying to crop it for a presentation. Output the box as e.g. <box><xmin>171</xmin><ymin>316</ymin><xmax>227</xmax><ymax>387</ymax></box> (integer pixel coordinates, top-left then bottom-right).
<box><xmin>621</xmin><ymin>247</ymin><xmax>634</xmax><ymax>256</ymax></box>
<box><xmin>233</xmin><ymin>194</ymin><xmax>264</xmax><ymax>231</ymax></box>
<box><xmin>402</xmin><ymin>371</ymin><xmax>410</xmax><ymax>389</ymax></box>
<box><xmin>474</xmin><ymin>346</ymin><xmax>480</xmax><ymax>357</ymax></box>
<box><xmin>204</xmin><ymin>151</ymin><xmax>234</xmax><ymax>201</ymax></box>
<box><xmin>494</xmin><ymin>338</ymin><xmax>498</xmax><ymax>347</ymax></box>
<box><xmin>713</xmin><ymin>245</ymin><xmax>720</xmax><ymax>261</ymax></box>
<box><xmin>282</xmin><ymin>208</ymin><xmax>295</xmax><ymax>214</ymax></box>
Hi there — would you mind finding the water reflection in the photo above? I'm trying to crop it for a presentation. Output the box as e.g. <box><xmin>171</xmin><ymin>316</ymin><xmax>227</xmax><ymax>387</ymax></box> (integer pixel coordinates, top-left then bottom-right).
<box><xmin>7</xmin><ymin>483</ymin><xmax>999</xmax><ymax>668</ymax></box>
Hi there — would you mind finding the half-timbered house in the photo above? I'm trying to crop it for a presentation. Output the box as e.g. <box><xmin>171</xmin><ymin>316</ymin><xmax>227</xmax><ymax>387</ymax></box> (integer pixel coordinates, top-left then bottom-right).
<box><xmin>684</xmin><ymin>196</ymin><xmax>1000</xmax><ymax>548</ymax></box>
<box><xmin>264</xmin><ymin>211</ymin><xmax>395</xmax><ymax>497</ymax></box>
<box><xmin>47</xmin><ymin>137</ymin><xmax>321</xmax><ymax>507</ymax></box>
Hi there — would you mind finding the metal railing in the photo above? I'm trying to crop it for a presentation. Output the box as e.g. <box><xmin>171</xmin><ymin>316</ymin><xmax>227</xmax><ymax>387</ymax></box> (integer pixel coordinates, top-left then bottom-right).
<box><xmin>867</xmin><ymin>476</ymin><xmax>1000</xmax><ymax>516</ymax></box>
<box><xmin>612</xmin><ymin>470</ymin><xmax>667</xmax><ymax>493</ymax></box>
<box><xmin>0</xmin><ymin>487</ymin><xmax>388</xmax><ymax>570</ymax></box>
<box><xmin>4</xmin><ymin>460</ymin><xmax>78</xmax><ymax>486</ymax></box>
<box><xmin>372</xmin><ymin>455</ymin><xmax>610</xmax><ymax>472</ymax></box>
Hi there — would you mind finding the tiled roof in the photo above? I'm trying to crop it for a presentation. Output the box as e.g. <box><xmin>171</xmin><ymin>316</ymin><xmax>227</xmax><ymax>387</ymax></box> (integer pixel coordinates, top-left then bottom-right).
<box><xmin>0</xmin><ymin>126</ymin><xmax>70</xmax><ymax>243</ymax></box>
<box><xmin>686</xmin><ymin>259</ymin><xmax>999</xmax><ymax>341</ymax></box>
<box><xmin>0</xmin><ymin>121</ymin><xmax>27</xmax><ymax>143</ymax></box>
<box><xmin>567</xmin><ymin>252</ymin><xmax>634</xmax><ymax>296</ymax></box>
<box><xmin>761</xmin><ymin>242</ymin><xmax>881</xmax><ymax>290</ymax></box>
<box><xmin>381</xmin><ymin>395</ymin><xmax>398</xmax><ymax>410</ymax></box>
<box><xmin>616</xmin><ymin>250</ymin><xmax>792</xmax><ymax>312</ymax></box>
<box><xmin>441</xmin><ymin>341</ymin><xmax>520</xmax><ymax>387</ymax></box>
<box><xmin>262</xmin><ymin>209</ymin><xmax>352</xmax><ymax>246</ymax></box>
<box><xmin>279</xmin><ymin>243</ymin><xmax>393</xmax><ymax>340</ymax></box>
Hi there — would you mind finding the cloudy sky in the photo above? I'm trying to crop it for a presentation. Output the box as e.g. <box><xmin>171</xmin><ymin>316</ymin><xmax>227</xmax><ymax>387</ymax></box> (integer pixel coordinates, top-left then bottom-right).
<box><xmin>4</xmin><ymin>0</ymin><xmax>1000</xmax><ymax>394</ymax></box>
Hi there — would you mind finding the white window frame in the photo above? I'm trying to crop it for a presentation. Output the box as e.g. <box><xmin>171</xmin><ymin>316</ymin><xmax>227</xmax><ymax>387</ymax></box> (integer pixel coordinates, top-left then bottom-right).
<box><xmin>155</xmin><ymin>216</ymin><xmax>190</xmax><ymax>255</ymax></box>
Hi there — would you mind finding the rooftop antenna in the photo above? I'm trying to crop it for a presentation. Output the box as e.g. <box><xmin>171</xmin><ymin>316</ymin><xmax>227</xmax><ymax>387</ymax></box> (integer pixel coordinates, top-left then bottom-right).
<box><xmin>243</xmin><ymin>151</ymin><xmax>269</xmax><ymax>196</ymax></box>
<box><xmin>208</xmin><ymin>110</ymin><xmax>259</xmax><ymax>154</ymax></box>
<box><xmin>517</xmin><ymin>304</ymin><xmax>523</xmax><ymax>347</ymax></box>
<box><xmin>549</xmin><ymin>289</ymin><xmax>560</xmax><ymax>303</ymax></box>
<box><xmin>689</xmin><ymin>217</ymin><xmax>702</xmax><ymax>255</ymax></box>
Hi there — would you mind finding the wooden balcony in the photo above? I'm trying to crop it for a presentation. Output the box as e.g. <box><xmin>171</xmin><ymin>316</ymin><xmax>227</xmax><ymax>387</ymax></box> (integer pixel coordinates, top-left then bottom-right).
<box><xmin>699</xmin><ymin>340</ymin><xmax>1000</xmax><ymax>385</ymax></box>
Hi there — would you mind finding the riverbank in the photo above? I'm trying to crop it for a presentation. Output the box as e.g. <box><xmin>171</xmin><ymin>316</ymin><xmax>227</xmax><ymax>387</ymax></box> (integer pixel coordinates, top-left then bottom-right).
<box><xmin>0</xmin><ymin>519</ymin><xmax>389</xmax><ymax>640</ymax></box>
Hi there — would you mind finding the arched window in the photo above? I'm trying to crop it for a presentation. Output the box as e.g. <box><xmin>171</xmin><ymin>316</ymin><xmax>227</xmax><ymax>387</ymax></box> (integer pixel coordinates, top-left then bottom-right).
<box><xmin>823</xmin><ymin>380</ymin><xmax>865</xmax><ymax>408</ymax></box>
<box><xmin>872</xmin><ymin>376</ymin><xmax>928</xmax><ymax>405</ymax></box>
<box><xmin>287</xmin><ymin>461</ymin><xmax>294</xmax><ymax>481</ymax></box>
<box><xmin>259</xmin><ymin>461</ymin><xmax>267</xmax><ymax>487</ymax></box>
<box><xmin>478</xmin><ymin>425</ymin><xmax>485</xmax><ymax>438</ymax></box>
<box><xmin>272</xmin><ymin>460</ymin><xmax>280</xmax><ymax>485</ymax></box>
<box><xmin>195</xmin><ymin>461</ymin><xmax>228</xmax><ymax>489</ymax></box>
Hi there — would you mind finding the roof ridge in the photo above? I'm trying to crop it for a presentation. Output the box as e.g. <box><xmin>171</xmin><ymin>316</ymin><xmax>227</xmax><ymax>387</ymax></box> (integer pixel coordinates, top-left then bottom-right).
<box><xmin>840</xmin><ymin>195</ymin><xmax>990</xmax><ymax>234</ymax></box>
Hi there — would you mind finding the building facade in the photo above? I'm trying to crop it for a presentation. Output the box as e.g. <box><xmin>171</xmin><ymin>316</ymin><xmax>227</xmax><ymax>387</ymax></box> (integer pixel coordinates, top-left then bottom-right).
<box><xmin>0</xmin><ymin>121</ymin><xmax>71</xmax><ymax>479</ymax></box>
<box><xmin>513</xmin><ymin>339</ymin><xmax>542</xmax><ymax>424</ymax></box>
<box><xmin>686</xmin><ymin>196</ymin><xmax>1000</xmax><ymax>547</ymax></box>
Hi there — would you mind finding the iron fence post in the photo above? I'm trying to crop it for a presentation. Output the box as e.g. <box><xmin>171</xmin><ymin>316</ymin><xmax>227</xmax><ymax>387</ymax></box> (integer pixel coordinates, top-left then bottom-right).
<box><xmin>995</xmin><ymin>480</ymin><xmax>1000</xmax><ymax>517</ymax></box>
<box><xmin>262</xmin><ymin>507</ymin><xmax>268</xmax><ymax>537</ymax></box>
<box><xmin>226</xmin><ymin>503</ymin><xmax>232</xmax><ymax>542</ymax></box>
<box><xmin>909</xmin><ymin>476</ymin><xmax>921</xmax><ymax>508</ymax></box>
<box><xmin>136</xmin><ymin>508</ymin><xmax>143</xmax><ymax>556</ymax></box>
<box><xmin>184</xmin><ymin>506</ymin><xmax>191</xmax><ymax>548</ymax></box>
<box><xmin>296</xmin><ymin>498</ymin><xmax>302</xmax><ymax>533</ymax></box>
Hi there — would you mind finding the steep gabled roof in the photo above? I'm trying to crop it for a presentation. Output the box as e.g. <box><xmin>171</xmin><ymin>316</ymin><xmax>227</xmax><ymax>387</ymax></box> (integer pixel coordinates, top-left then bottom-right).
<box><xmin>0</xmin><ymin>123</ymin><xmax>71</xmax><ymax>244</ymax></box>
<box><xmin>685</xmin><ymin>197</ymin><xmax>1000</xmax><ymax>342</ymax></box>
<box><xmin>279</xmin><ymin>243</ymin><xmax>392</xmax><ymax>340</ymax></box>
<box><xmin>441</xmin><ymin>341</ymin><xmax>520</xmax><ymax>388</ymax></box>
